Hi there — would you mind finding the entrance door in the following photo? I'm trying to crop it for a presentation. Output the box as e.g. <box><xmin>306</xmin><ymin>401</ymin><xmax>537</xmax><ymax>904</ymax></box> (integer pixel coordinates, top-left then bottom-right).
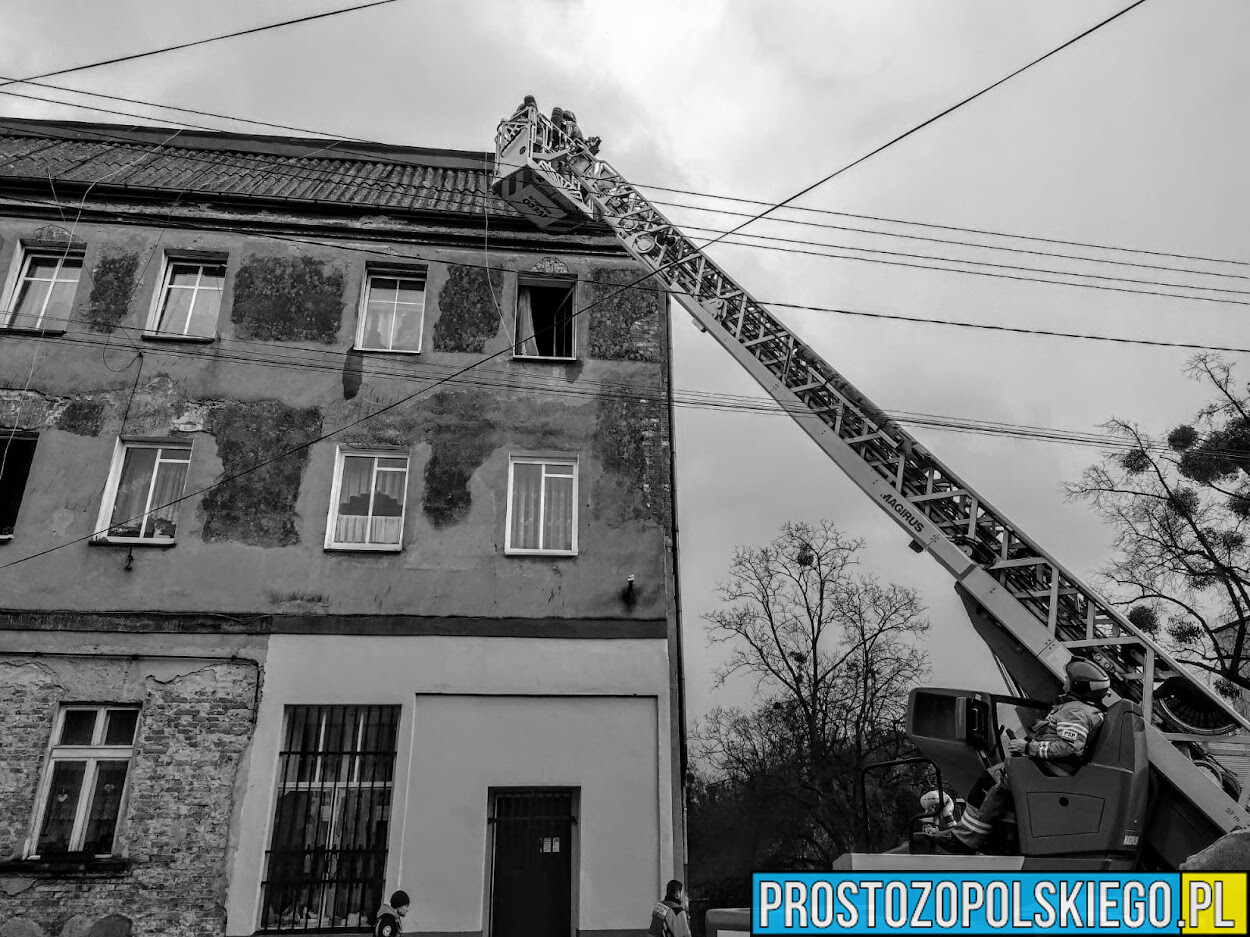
<box><xmin>489</xmin><ymin>789</ymin><xmax>575</xmax><ymax>937</ymax></box>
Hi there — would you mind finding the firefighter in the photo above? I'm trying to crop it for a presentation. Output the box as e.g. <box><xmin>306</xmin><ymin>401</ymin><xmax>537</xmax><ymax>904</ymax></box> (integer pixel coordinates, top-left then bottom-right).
<box><xmin>927</xmin><ymin>658</ymin><xmax>1111</xmax><ymax>854</ymax></box>
<box><xmin>918</xmin><ymin>789</ymin><xmax>956</xmax><ymax>834</ymax></box>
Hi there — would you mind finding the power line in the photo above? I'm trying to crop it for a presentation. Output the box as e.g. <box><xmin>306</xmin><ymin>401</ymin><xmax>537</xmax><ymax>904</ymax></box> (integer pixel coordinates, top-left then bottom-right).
<box><xmin>0</xmin><ymin>1</ymin><xmax>401</xmax><ymax>89</ymax></box>
<box><xmin>5</xmin><ymin>191</ymin><xmax>1247</xmax><ymax>355</ymax></box>
<box><xmin>692</xmin><ymin>0</ymin><xmax>1151</xmax><ymax>246</ymax></box>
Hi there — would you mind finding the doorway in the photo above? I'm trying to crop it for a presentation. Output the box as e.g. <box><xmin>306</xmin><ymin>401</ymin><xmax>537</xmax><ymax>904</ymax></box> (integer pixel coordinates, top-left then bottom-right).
<box><xmin>488</xmin><ymin>788</ymin><xmax>576</xmax><ymax>937</ymax></box>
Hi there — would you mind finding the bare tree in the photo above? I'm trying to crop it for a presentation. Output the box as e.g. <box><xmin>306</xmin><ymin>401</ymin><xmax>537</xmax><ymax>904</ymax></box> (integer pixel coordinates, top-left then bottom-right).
<box><xmin>695</xmin><ymin>520</ymin><xmax>930</xmax><ymax>866</ymax></box>
<box><xmin>1068</xmin><ymin>354</ymin><xmax>1250</xmax><ymax>697</ymax></box>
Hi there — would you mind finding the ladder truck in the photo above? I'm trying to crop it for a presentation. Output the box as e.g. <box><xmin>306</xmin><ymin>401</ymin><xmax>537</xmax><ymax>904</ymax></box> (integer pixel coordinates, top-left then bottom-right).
<box><xmin>490</xmin><ymin>99</ymin><xmax>1250</xmax><ymax>872</ymax></box>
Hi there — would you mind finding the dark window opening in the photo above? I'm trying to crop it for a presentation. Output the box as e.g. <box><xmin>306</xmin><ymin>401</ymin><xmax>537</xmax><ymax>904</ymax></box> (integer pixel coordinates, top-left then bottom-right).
<box><xmin>0</xmin><ymin>434</ymin><xmax>37</xmax><ymax>537</ymax></box>
<box><xmin>515</xmin><ymin>281</ymin><xmax>575</xmax><ymax>359</ymax></box>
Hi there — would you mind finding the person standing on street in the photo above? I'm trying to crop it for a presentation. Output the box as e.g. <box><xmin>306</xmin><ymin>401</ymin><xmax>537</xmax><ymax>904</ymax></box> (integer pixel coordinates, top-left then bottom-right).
<box><xmin>375</xmin><ymin>889</ymin><xmax>411</xmax><ymax>937</ymax></box>
<box><xmin>650</xmin><ymin>880</ymin><xmax>691</xmax><ymax>937</ymax></box>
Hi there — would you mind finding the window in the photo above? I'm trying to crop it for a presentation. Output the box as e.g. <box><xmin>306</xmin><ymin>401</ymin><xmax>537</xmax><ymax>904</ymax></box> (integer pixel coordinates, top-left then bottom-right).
<box><xmin>514</xmin><ymin>278</ymin><xmax>575</xmax><ymax>359</ymax></box>
<box><xmin>505</xmin><ymin>456</ymin><xmax>577</xmax><ymax>555</ymax></box>
<box><xmin>95</xmin><ymin>441</ymin><xmax>191</xmax><ymax>543</ymax></box>
<box><xmin>31</xmin><ymin>706</ymin><xmax>139</xmax><ymax>857</ymax></box>
<box><xmin>356</xmin><ymin>271</ymin><xmax>425</xmax><ymax>353</ymax></box>
<box><xmin>146</xmin><ymin>257</ymin><xmax>225</xmax><ymax>339</ymax></box>
<box><xmin>2</xmin><ymin>248</ymin><xmax>83</xmax><ymax>331</ymax></box>
<box><xmin>0</xmin><ymin>433</ymin><xmax>37</xmax><ymax>539</ymax></box>
<box><xmin>325</xmin><ymin>449</ymin><xmax>409</xmax><ymax>551</ymax></box>
<box><xmin>260</xmin><ymin>705</ymin><xmax>400</xmax><ymax>932</ymax></box>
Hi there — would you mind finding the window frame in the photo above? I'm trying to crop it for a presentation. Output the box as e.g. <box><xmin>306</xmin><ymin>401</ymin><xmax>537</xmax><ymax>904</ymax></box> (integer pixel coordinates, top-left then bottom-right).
<box><xmin>353</xmin><ymin>267</ymin><xmax>427</xmax><ymax>355</ymax></box>
<box><xmin>28</xmin><ymin>704</ymin><xmax>140</xmax><ymax>859</ymax></box>
<box><xmin>324</xmin><ymin>446</ymin><xmax>411</xmax><ymax>553</ymax></box>
<box><xmin>143</xmin><ymin>253</ymin><xmax>227</xmax><ymax>342</ymax></box>
<box><xmin>1</xmin><ymin>245</ymin><xmax>85</xmax><ymax>333</ymax></box>
<box><xmin>93</xmin><ymin>438</ymin><xmax>192</xmax><ymax>546</ymax></box>
<box><xmin>512</xmin><ymin>275</ymin><xmax>578</xmax><ymax>362</ymax></box>
<box><xmin>504</xmin><ymin>454</ymin><xmax>579</xmax><ymax>557</ymax></box>
<box><xmin>0</xmin><ymin>431</ymin><xmax>38</xmax><ymax>542</ymax></box>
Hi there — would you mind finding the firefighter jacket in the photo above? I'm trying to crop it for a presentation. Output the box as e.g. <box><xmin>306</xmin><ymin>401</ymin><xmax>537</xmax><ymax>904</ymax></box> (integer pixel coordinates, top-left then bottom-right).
<box><xmin>650</xmin><ymin>899</ymin><xmax>691</xmax><ymax>937</ymax></box>
<box><xmin>1025</xmin><ymin>696</ymin><xmax>1104</xmax><ymax>770</ymax></box>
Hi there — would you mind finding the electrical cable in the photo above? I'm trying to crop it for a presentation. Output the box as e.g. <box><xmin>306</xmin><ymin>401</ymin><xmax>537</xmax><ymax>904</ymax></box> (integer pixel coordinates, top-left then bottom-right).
<box><xmin>0</xmin><ymin>1</ymin><xmax>401</xmax><ymax>90</ymax></box>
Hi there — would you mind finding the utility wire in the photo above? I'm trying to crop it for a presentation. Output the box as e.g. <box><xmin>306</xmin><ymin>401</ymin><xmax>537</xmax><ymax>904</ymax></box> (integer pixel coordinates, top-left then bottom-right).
<box><xmin>5</xmin><ymin>192</ymin><xmax>1246</xmax><ymax>355</ymax></box>
<box><xmin>0</xmin><ymin>1</ymin><xmax>400</xmax><ymax>90</ymax></box>
<box><xmin>688</xmin><ymin>0</ymin><xmax>1151</xmax><ymax>246</ymax></box>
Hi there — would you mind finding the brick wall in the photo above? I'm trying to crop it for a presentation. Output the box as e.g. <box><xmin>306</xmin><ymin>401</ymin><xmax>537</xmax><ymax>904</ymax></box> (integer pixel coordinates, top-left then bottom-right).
<box><xmin>0</xmin><ymin>658</ymin><xmax>259</xmax><ymax>937</ymax></box>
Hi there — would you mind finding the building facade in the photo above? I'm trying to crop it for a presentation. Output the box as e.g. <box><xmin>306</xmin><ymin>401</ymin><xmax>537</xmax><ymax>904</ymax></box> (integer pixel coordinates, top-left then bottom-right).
<box><xmin>0</xmin><ymin>119</ymin><xmax>684</xmax><ymax>937</ymax></box>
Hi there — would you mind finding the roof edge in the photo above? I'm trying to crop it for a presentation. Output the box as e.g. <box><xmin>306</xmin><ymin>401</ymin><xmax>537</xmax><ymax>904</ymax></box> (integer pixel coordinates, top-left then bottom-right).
<box><xmin>0</xmin><ymin>115</ymin><xmax>496</xmax><ymax>170</ymax></box>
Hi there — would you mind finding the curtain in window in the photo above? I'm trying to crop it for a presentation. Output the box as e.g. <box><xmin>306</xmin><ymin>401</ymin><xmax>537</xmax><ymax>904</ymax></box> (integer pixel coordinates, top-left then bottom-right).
<box><xmin>108</xmin><ymin>448</ymin><xmax>159</xmax><ymax>537</ymax></box>
<box><xmin>515</xmin><ymin>286</ymin><xmax>539</xmax><ymax>356</ymax></box>
<box><xmin>544</xmin><ymin>471</ymin><xmax>574</xmax><ymax>551</ymax></box>
<box><xmin>146</xmin><ymin>456</ymin><xmax>188</xmax><ymax>538</ymax></box>
<box><xmin>510</xmin><ymin>462</ymin><xmax>542</xmax><ymax>549</ymax></box>
<box><xmin>335</xmin><ymin>456</ymin><xmax>374</xmax><ymax>544</ymax></box>
<box><xmin>81</xmin><ymin>761</ymin><xmax>128</xmax><ymax>854</ymax></box>
<box><xmin>370</xmin><ymin>467</ymin><xmax>406</xmax><ymax>544</ymax></box>
<box><xmin>38</xmin><ymin>760</ymin><xmax>85</xmax><ymax>854</ymax></box>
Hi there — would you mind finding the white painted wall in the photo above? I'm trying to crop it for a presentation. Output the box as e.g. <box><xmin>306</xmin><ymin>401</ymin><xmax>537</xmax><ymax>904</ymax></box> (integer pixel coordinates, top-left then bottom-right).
<box><xmin>225</xmin><ymin>635</ymin><xmax>673</xmax><ymax>936</ymax></box>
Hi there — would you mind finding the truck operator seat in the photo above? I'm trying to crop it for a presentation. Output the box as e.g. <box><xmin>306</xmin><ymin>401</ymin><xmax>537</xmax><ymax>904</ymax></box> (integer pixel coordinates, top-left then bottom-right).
<box><xmin>1005</xmin><ymin>699</ymin><xmax>1148</xmax><ymax>865</ymax></box>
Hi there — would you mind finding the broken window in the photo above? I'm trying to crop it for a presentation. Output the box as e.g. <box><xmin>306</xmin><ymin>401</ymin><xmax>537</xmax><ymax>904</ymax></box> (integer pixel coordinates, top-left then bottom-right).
<box><xmin>95</xmin><ymin>441</ymin><xmax>191</xmax><ymax>542</ymax></box>
<box><xmin>32</xmin><ymin>705</ymin><xmax>139</xmax><ymax>857</ymax></box>
<box><xmin>0</xmin><ymin>433</ymin><xmax>37</xmax><ymax>539</ymax></box>
<box><xmin>260</xmin><ymin>705</ymin><xmax>400</xmax><ymax>932</ymax></box>
<box><xmin>506</xmin><ymin>456</ymin><xmax>578</xmax><ymax>554</ymax></box>
<box><xmin>356</xmin><ymin>271</ymin><xmax>425</xmax><ymax>353</ymax></box>
<box><xmin>514</xmin><ymin>278</ymin><xmax>575</xmax><ymax>359</ymax></box>
<box><xmin>326</xmin><ymin>449</ymin><xmax>409</xmax><ymax>550</ymax></box>
<box><xmin>2</xmin><ymin>248</ymin><xmax>83</xmax><ymax>331</ymax></box>
<box><xmin>147</xmin><ymin>257</ymin><xmax>225</xmax><ymax>339</ymax></box>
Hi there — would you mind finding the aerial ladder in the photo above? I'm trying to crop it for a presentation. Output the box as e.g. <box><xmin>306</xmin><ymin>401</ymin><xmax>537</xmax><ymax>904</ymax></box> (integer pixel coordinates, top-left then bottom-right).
<box><xmin>491</xmin><ymin>99</ymin><xmax>1250</xmax><ymax>870</ymax></box>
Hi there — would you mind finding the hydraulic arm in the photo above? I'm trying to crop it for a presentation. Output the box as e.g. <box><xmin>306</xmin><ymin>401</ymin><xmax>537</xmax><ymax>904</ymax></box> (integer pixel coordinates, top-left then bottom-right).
<box><xmin>492</xmin><ymin>100</ymin><xmax>1250</xmax><ymax>867</ymax></box>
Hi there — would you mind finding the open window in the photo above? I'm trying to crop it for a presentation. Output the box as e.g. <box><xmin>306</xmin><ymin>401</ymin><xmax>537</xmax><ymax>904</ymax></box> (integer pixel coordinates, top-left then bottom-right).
<box><xmin>0</xmin><ymin>432</ymin><xmax>37</xmax><ymax>540</ymax></box>
<box><xmin>514</xmin><ymin>277</ymin><xmax>575</xmax><ymax>360</ymax></box>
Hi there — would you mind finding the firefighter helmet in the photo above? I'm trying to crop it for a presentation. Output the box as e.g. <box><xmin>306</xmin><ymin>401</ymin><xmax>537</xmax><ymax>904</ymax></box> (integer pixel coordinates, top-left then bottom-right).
<box><xmin>1065</xmin><ymin>658</ymin><xmax>1111</xmax><ymax>702</ymax></box>
<box><xmin>919</xmin><ymin>789</ymin><xmax>954</xmax><ymax>818</ymax></box>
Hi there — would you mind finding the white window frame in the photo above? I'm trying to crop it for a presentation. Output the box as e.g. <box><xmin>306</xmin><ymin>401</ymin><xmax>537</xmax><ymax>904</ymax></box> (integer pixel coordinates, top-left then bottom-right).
<box><xmin>143</xmin><ymin>254</ymin><xmax>226</xmax><ymax>340</ymax></box>
<box><xmin>29</xmin><ymin>705</ymin><xmax>140</xmax><ymax>858</ymax></box>
<box><xmin>504</xmin><ymin>455</ymin><xmax>579</xmax><ymax>556</ymax></box>
<box><xmin>93</xmin><ymin>439</ymin><xmax>192</xmax><ymax>545</ymax></box>
<box><xmin>324</xmin><ymin>447</ymin><xmax>410</xmax><ymax>552</ymax></box>
<box><xmin>513</xmin><ymin>276</ymin><xmax>577</xmax><ymax>362</ymax></box>
<box><xmin>1</xmin><ymin>246</ymin><xmax>84</xmax><ymax>332</ymax></box>
<box><xmin>354</xmin><ymin>268</ymin><xmax>427</xmax><ymax>354</ymax></box>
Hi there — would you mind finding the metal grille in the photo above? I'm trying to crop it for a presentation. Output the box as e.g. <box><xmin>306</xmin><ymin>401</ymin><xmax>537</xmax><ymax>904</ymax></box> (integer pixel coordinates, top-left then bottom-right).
<box><xmin>489</xmin><ymin>789</ymin><xmax>575</xmax><ymax>937</ymax></box>
<box><xmin>259</xmin><ymin>705</ymin><xmax>399</xmax><ymax>933</ymax></box>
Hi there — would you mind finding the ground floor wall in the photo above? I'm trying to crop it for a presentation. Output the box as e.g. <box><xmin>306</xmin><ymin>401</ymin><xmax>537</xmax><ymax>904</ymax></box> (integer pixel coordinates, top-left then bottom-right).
<box><xmin>0</xmin><ymin>630</ymin><xmax>266</xmax><ymax>937</ymax></box>
<box><xmin>225</xmin><ymin>634</ymin><xmax>676</xmax><ymax>937</ymax></box>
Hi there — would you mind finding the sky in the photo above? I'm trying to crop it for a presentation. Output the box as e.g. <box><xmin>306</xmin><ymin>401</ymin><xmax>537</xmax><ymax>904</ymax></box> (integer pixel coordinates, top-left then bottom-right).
<box><xmin>1</xmin><ymin>0</ymin><xmax>1247</xmax><ymax>729</ymax></box>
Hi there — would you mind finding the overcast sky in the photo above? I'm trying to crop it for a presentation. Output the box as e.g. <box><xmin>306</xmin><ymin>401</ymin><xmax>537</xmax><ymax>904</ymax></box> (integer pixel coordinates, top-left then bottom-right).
<box><xmin>2</xmin><ymin>0</ymin><xmax>1247</xmax><ymax>726</ymax></box>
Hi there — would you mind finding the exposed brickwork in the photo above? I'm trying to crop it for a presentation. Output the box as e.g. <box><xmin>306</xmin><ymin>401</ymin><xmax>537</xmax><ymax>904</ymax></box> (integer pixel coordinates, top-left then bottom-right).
<box><xmin>0</xmin><ymin>659</ymin><xmax>259</xmax><ymax>937</ymax></box>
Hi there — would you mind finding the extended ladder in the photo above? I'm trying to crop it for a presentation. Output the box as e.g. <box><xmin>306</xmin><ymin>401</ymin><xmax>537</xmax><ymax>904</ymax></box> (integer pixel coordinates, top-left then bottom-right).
<box><xmin>493</xmin><ymin>102</ymin><xmax>1250</xmax><ymax>864</ymax></box>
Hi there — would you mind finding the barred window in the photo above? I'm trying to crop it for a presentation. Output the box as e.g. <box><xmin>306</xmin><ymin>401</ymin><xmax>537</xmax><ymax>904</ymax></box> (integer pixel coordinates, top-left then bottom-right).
<box><xmin>260</xmin><ymin>705</ymin><xmax>400</xmax><ymax>933</ymax></box>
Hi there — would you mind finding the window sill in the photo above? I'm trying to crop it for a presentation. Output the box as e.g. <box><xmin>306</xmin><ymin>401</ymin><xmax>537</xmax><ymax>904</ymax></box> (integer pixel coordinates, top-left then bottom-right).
<box><xmin>513</xmin><ymin>354</ymin><xmax>578</xmax><ymax>363</ymax></box>
<box><xmin>2</xmin><ymin>326</ymin><xmax>67</xmax><ymax>337</ymax></box>
<box><xmin>141</xmin><ymin>331</ymin><xmax>216</xmax><ymax>343</ymax></box>
<box><xmin>0</xmin><ymin>534</ymin><xmax>12</xmax><ymax>544</ymax></box>
<box><xmin>0</xmin><ymin>856</ymin><xmax>131</xmax><ymax>876</ymax></box>
<box><xmin>505</xmin><ymin>549</ymin><xmax>579</xmax><ymax>558</ymax></box>
<box><xmin>88</xmin><ymin>537</ymin><xmax>177</xmax><ymax>549</ymax></box>
<box><xmin>324</xmin><ymin>543</ymin><xmax>403</xmax><ymax>553</ymax></box>
<box><xmin>353</xmin><ymin>346</ymin><xmax>422</xmax><ymax>356</ymax></box>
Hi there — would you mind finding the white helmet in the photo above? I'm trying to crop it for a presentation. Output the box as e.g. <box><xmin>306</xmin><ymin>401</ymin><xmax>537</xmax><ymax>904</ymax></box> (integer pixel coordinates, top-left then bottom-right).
<box><xmin>920</xmin><ymin>789</ymin><xmax>954</xmax><ymax>818</ymax></box>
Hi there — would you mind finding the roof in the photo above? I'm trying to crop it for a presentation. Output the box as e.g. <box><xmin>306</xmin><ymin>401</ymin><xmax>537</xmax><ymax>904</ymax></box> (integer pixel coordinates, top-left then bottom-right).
<box><xmin>0</xmin><ymin>117</ymin><xmax>523</xmax><ymax>220</ymax></box>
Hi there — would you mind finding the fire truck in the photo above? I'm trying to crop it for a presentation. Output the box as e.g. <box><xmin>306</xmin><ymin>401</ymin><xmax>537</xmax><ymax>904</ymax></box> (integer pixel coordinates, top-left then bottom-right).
<box><xmin>489</xmin><ymin>99</ymin><xmax>1250</xmax><ymax>887</ymax></box>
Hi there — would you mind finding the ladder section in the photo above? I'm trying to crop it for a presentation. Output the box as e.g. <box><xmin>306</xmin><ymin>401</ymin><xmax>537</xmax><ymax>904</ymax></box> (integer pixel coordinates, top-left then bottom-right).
<box><xmin>493</xmin><ymin>105</ymin><xmax>1250</xmax><ymax>839</ymax></box>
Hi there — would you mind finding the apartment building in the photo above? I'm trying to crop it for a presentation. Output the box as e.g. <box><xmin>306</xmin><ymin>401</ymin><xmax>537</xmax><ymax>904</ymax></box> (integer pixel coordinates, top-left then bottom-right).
<box><xmin>0</xmin><ymin>118</ymin><xmax>684</xmax><ymax>937</ymax></box>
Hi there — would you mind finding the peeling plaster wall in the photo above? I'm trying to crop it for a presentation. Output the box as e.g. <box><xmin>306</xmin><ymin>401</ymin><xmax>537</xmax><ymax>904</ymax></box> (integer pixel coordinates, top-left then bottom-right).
<box><xmin>0</xmin><ymin>219</ymin><xmax>674</xmax><ymax>621</ymax></box>
<box><xmin>0</xmin><ymin>633</ymin><xmax>263</xmax><ymax>937</ymax></box>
